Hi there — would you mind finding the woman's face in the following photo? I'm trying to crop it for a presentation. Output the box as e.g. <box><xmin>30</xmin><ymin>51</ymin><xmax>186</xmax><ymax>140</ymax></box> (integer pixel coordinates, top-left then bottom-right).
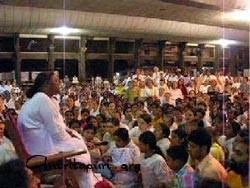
<box><xmin>138</xmin><ymin>118</ymin><xmax>148</xmax><ymax>131</ymax></box>
<box><xmin>170</xmin><ymin>132</ymin><xmax>182</xmax><ymax>146</ymax></box>
<box><xmin>0</xmin><ymin>123</ymin><xmax>5</xmax><ymax>139</ymax></box>
<box><xmin>154</xmin><ymin>127</ymin><xmax>163</xmax><ymax>141</ymax></box>
<box><xmin>184</xmin><ymin>110</ymin><xmax>194</xmax><ymax>122</ymax></box>
<box><xmin>0</xmin><ymin>97</ymin><xmax>5</xmax><ymax>113</ymax></box>
<box><xmin>49</xmin><ymin>74</ymin><xmax>60</xmax><ymax>95</ymax></box>
<box><xmin>83</xmin><ymin>129</ymin><xmax>95</xmax><ymax>142</ymax></box>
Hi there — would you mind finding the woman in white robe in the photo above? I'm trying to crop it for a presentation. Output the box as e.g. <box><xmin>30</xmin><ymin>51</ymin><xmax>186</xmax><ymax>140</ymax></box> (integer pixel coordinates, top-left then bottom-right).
<box><xmin>17</xmin><ymin>72</ymin><xmax>96</xmax><ymax>188</ymax></box>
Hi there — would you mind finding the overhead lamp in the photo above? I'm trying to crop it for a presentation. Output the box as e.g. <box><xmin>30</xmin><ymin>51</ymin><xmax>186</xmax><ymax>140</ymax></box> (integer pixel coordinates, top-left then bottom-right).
<box><xmin>224</xmin><ymin>10</ymin><xmax>250</xmax><ymax>22</ymax></box>
<box><xmin>209</xmin><ymin>39</ymin><xmax>238</xmax><ymax>48</ymax></box>
<box><xmin>50</xmin><ymin>26</ymin><xmax>80</xmax><ymax>35</ymax></box>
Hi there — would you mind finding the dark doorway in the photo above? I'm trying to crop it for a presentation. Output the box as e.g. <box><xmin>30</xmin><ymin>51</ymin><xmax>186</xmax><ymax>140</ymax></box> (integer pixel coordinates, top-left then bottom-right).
<box><xmin>21</xmin><ymin>60</ymin><xmax>48</xmax><ymax>72</ymax></box>
<box><xmin>86</xmin><ymin>60</ymin><xmax>108</xmax><ymax>78</ymax></box>
<box><xmin>0</xmin><ymin>59</ymin><xmax>15</xmax><ymax>72</ymax></box>
<box><xmin>114</xmin><ymin>60</ymin><xmax>128</xmax><ymax>74</ymax></box>
<box><xmin>55</xmin><ymin>59</ymin><xmax>78</xmax><ymax>79</ymax></box>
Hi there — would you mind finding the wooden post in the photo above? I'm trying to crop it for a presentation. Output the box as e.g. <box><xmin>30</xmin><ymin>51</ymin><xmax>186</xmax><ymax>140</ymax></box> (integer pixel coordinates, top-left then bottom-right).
<box><xmin>108</xmin><ymin>37</ymin><xmax>116</xmax><ymax>82</ymax></box>
<box><xmin>48</xmin><ymin>34</ymin><xmax>55</xmax><ymax>71</ymax></box>
<box><xmin>79</xmin><ymin>36</ymin><xmax>87</xmax><ymax>82</ymax></box>
<box><xmin>197</xmin><ymin>44</ymin><xmax>205</xmax><ymax>71</ymax></box>
<box><xmin>178</xmin><ymin>42</ymin><xmax>187</xmax><ymax>71</ymax></box>
<box><xmin>158</xmin><ymin>40</ymin><xmax>166</xmax><ymax>70</ymax></box>
<box><xmin>134</xmin><ymin>38</ymin><xmax>143</xmax><ymax>68</ymax></box>
<box><xmin>14</xmin><ymin>33</ymin><xmax>21</xmax><ymax>85</ymax></box>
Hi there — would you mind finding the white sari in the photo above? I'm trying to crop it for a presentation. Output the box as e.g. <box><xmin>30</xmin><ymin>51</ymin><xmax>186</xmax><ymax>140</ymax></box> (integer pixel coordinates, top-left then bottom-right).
<box><xmin>18</xmin><ymin>92</ymin><xmax>96</xmax><ymax>188</ymax></box>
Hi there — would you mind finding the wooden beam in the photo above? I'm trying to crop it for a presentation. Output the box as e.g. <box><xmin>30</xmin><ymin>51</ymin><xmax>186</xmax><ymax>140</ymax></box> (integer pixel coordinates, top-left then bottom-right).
<box><xmin>79</xmin><ymin>36</ymin><xmax>86</xmax><ymax>82</ymax></box>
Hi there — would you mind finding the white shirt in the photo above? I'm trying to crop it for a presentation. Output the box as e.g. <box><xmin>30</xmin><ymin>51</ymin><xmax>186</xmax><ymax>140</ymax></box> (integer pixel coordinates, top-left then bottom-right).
<box><xmin>0</xmin><ymin>136</ymin><xmax>18</xmax><ymax>165</ymax></box>
<box><xmin>157</xmin><ymin>138</ymin><xmax>170</xmax><ymax>157</ymax></box>
<box><xmin>140</xmin><ymin>154</ymin><xmax>172</xmax><ymax>188</ymax></box>
<box><xmin>18</xmin><ymin>92</ymin><xmax>96</xmax><ymax>188</ymax></box>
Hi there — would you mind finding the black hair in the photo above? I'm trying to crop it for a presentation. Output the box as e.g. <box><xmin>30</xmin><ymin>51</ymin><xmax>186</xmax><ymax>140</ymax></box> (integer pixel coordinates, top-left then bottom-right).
<box><xmin>0</xmin><ymin>159</ymin><xmax>28</xmax><ymax>188</ymax></box>
<box><xmin>230</xmin><ymin>121</ymin><xmax>241</xmax><ymax>137</ymax></box>
<box><xmin>81</xmin><ymin>108</ymin><xmax>90</xmax><ymax>115</ymax></box>
<box><xmin>172</xmin><ymin>128</ymin><xmax>188</xmax><ymax>148</ymax></box>
<box><xmin>83</xmin><ymin>124</ymin><xmax>96</xmax><ymax>133</ymax></box>
<box><xmin>188</xmin><ymin>128</ymin><xmax>212</xmax><ymax>154</ymax></box>
<box><xmin>106</xmin><ymin>117</ymin><xmax>120</xmax><ymax>127</ymax></box>
<box><xmin>139</xmin><ymin>131</ymin><xmax>165</xmax><ymax>159</ymax></box>
<box><xmin>113</xmin><ymin>128</ymin><xmax>130</xmax><ymax>143</ymax></box>
<box><xmin>159</xmin><ymin>123</ymin><xmax>170</xmax><ymax>138</ymax></box>
<box><xmin>69</xmin><ymin>120</ymin><xmax>80</xmax><ymax>129</ymax></box>
<box><xmin>26</xmin><ymin>72</ymin><xmax>54</xmax><ymax>98</ymax></box>
<box><xmin>195</xmin><ymin>108</ymin><xmax>205</xmax><ymax>117</ymax></box>
<box><xmin>198</xmin><ymin>178</ymin><xmax>230</xmax><ymax>188</ymax></box>
<box><xmin>139</xmin><ymin>114</ymin><xmax>152</xmax><ymax>124</ymax></box>
<box><xmin>197</xmin><ymin>119</ymin><xmax>205</xmax><ymax>128</ymax></box>
<box><xmin>167</xmin><ymin>146</ymin><xmax>189</xmax><ymax>164</ymax></box>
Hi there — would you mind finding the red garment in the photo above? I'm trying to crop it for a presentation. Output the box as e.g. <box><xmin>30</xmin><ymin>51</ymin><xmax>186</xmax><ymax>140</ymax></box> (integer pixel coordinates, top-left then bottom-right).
<box><xmin>95</xmin><ymin>180</ymin><xmax>113</xmax><ymax>188</ymax></box>
<box><xmin>178</xmin><ymin>85</ymin><xmax>188</xmax><ymax>98</ymax></box>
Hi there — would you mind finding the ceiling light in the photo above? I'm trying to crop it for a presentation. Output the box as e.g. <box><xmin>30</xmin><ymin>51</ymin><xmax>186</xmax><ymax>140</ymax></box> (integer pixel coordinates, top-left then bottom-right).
<box><xmin>224</xmin><ymin>10</ymin><xmax>250</xmax><ymax>22</ymax></box>
<box><xmin>209</xmin><ymin>39</ymin><xmax>238</xmax><ymax>48</ymax></box>
<box><xmin>50</xmin><ymin>26</ymin><xmax>80</xmax><ymax>35</ymax></box>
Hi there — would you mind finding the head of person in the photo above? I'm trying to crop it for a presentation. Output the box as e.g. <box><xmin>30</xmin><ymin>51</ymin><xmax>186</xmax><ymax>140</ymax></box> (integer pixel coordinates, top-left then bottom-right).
<box><xmin>139</xmin><ymin>131</ymin><xmax>164</xmax><ymax>157</ymax></box>
<box><xmin>0</xmin><ymin>159</ymin><xmax>40</xmax><ymax>188</ymax></box>
<box><xmin>64</xmin><ymin>110</ymin><xmax>74</xmax><ymax>125</ymax></box>
<box><xmin>81</xmin><ymin>108</ymin><xmax>90</xmax><ymax>121</ymax></box>
<box><xmin>235</xmin><ymin>129</ymin><xmax>249</xmax><ymax>143</ymax></box>
<box><xmin>198</xmin><ymin>178</ymin><xmax>230</xmax><ymax>188</ymax></box>
<box><xmin>195</xmin><ymin>108</ymin><xmax>205</xmax><ymax>121</ymax></box>
<box><xmin>166</xmin><ymin>146</ymin><xmax>189</xmax><ymax>172</ymax></box>
<box><xmin>184</xmin><ymin>109</ymin><xmax>195</xmax><ymax>123</ymax></box>
<box><xmin>113</xmin><ymin>128</ymin><xmax>130</xmax><ymax>148</ymax></box>
<box><xmin>154</xmin><ymin>123</ymin><xmax>170</xmax><ymax>141</ymax></box>
<box><xmin>171</xmin><ymin>128</ymin><xmax>188</xmax><ymax>147</ymax></box>
<box><xmin>163</xmin><ymin>113</ymin><xmax>174</xmax><ymax>128</ymax></box>
<box><xmin>26</xmin><ymin>72</ymin><xmax>59</xmax><ymax>98</ymax></box>
<box><xmin>138</xmin><ymin>114</ymin><xmax>152</xmax><ymax>132</ymax></box>
<box><xmin>66</xmin><ymin>97</ymin><xmax>75</xmax><ymax>109</ymax></box>
<box><xmin>188</xmin><ymin>128</ymin><xmax>212</xmax><ymax>161</ymax></box>
<box><xmin>229</xmin><ymin>137</ymin><xmax>249</xmax><ymax>177</ymax></box>
<box><xmin>225</xmin><ymin>121</ymin><xmax>241</xmax><ymax>139</ymax></box>
<box><xmin>0</xmin><ymin>94</ymin><xmax>6</xmax><ymax>113</ymax></box>
<box><xmin>88</xmin><ymin>116</ymin><xmax>99</xmax><ymax>129</ymax></box>
<box><xmin>105</xmin><ymin>118</ymin><xmax>119</xmax><ymax>134</ymax></box>
<box><xmin>0</xmin><ymin>121</ymin><xmax>5</xmax><ymax>139</ymax></box>
<box><xmin>83</xmin><ymin>124</ymin><xmax>96</xmax><ymax>142</ymax></box>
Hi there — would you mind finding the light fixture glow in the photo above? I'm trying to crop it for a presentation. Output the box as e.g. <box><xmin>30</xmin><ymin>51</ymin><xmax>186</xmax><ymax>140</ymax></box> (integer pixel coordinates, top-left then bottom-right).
<box><xmin>50</xmin><ymin>26</ymin><xmax>80</xmax><ymax>35</ymax></box>
<box><xmin>209</xmin><ymin>39</ymin><xmax>238</xmax><ymax>48</ymax></box>
<box><xmin>224</xmin><ymin>10</ymin><xmax>250</xmax><ymax>22</ymax></box>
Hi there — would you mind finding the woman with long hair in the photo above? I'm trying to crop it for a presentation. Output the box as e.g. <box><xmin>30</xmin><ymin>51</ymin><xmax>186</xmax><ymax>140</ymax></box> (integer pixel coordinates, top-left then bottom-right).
<box><xmin>138</xmin><ymin>131</ymin><xmax>172</xmax><ymax>188</ymax></box>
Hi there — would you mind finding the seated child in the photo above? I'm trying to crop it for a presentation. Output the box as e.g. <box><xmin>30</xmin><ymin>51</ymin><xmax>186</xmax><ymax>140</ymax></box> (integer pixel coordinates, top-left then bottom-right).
<box><xmin>82</xmin><ymin>124</ymin><xmax>101</xmax><ymax>164</ymax></box>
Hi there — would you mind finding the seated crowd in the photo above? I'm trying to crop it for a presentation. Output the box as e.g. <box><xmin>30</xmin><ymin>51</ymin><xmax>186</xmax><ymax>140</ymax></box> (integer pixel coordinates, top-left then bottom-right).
<box><xmin>0</xmin><ymin>67</ymin><xmax>249</xmax><ymax>188</ymax></box>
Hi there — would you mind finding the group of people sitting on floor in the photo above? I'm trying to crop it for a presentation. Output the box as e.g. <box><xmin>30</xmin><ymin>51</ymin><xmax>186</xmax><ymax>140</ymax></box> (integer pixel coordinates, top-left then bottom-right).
<box><xmin>0</xmin><ymin>67</ymin><xmax>249</xmax><ymax>188</ymax></box>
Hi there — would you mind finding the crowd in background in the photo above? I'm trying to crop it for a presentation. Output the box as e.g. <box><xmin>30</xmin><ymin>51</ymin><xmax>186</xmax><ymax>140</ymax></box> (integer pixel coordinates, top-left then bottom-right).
<box><xmin>0</xmin><ymin>66</ymin><xmax>249</xmax><ymax>188</ymax></box>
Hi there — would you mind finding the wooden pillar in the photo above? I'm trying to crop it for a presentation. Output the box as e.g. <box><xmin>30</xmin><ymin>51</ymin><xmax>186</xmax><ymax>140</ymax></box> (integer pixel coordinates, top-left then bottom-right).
<box><xmin>14</xmin><ymin>33</ymin><xmax>21</xmax><ymax>85</ymax></box>
<box><xmin>197</xmin><ymin>44</ymin><xmax>205</xmax><ymax>71</ymax></box>
<box><xmin>229</xmin><ymin>47</ymin><xmax>237</xmax><ymax>76</ymax></box>
<box><xmin>48</xmin><ymin>34</ymin><xmax>55</xmax><ymax>71</ymax></box>
<box><xmin>214</xmin><ymin>45</ymin><xmax>220</xmax><ymax>72</ymax></box>
<box><xmin>178</xmin><ymin>42</ymin><xmax>187</xmax><ymax>71</ymax></box>
<box><xmin>134</xmin><ymin>38</ymin><xmax>143</xmax><ymax>68</ymax></box>
<box><xmin>108</xmin><ymin>37</ymin><xmax>116</xmax><ymax>82</ymax></box>
<box><xmin>79</xmin><ymin>36</ymin><xmax>87</xmax><ymax>82</ymax></box>
<box><xmin>158</xmin><ymin>40</ymin><xmax>166</xmax><ymax>70</ymax></box>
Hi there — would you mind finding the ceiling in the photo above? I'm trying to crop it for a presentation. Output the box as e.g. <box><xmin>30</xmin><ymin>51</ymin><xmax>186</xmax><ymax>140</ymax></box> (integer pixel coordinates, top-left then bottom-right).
<box><xmin>0</xmin><ymin>0</ymin><xmax>249</xmax><ymax>44</ymax></box>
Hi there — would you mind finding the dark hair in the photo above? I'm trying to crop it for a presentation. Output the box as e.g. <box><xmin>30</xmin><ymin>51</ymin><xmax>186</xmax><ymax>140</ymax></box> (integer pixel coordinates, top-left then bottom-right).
<box><xmin>81</xmin><ymin>108</ymin><xmax>90</xmax><ymax>115</ymax></box>
<box><xmin>113</xmin><ymin>128</ymin><xmax>130</xmax><ymax>143</ymax></box>
<box><xmin>26</xmin><ymin>72</ymin><xmax>54</xmax><ymax>98</ymax></box>
<box><xmin>83</xmin><ymin>124</ymin><xmax>96</xmax><ymax>133</ymax></box>
<box><xmin>167</xmin><ymin>146</ymin><xmax>189</xmax><ymax>164</ymax></box>
<box><xmin>198</xmin><ymin>178</ymin><xmax>230</xmax><ymax>188</ymax></box>
<box><xmin>139</xmin><ymin>114</ymin><xmax>152</xmax><ymax>124</ymax></box>
<box><xmin>172</xmin><ymin>128</ymin><xmax>188</xmax><ymax>147</ymax></box>
<box><xmin>195</xmin><ymin>108</ymin><xmax>205</xmax><ymax>117</ymax></box>
<box><xmin>188</xmin><ymin>128</ymin><xmax>212</xmax><ymax>153</ymax></box>
<box><xmin>139</xmin><ymin>131</ymin><xmax>165</xmax><ymax>159</ymax></box>
<box><xmin>107</xmin><ymin>117</ymin><xmax>120</xmax><ymax>127</ymax></box>
<box><xmin>230</xmin><ymin>121</ymin><xmax>241</xmax><ymax>136</ymax></box>
<box><xmin>159</xmin><ymin>123</ymin><xmax>170</xmax><ymax>138</ymax></box>
<box><xmin>0</xmin><ymin>159</ymin><xmax>28</xmax><ymax>188</ymax></box>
